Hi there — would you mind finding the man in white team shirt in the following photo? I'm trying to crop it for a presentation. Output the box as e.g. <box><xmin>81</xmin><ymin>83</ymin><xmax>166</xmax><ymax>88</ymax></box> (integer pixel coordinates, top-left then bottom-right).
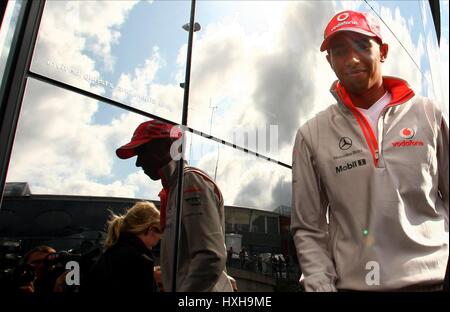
<box><xmin>291</xmin><ymin>10</ymin><xmax>448</xmax><ymax>291</ymax></box>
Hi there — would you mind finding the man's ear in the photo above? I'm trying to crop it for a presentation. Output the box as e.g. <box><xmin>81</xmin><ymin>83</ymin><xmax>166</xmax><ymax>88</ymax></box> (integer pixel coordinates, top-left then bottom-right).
<box><xmin>380</xmin><ymin>43</ymin><xmax>389</xmax><ymax>63</ymax></box>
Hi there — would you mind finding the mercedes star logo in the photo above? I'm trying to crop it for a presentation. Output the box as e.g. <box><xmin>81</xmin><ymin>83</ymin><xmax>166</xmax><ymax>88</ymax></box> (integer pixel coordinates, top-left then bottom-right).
<box><xmin>339</xmin><ymin>137</ymin><xmax>352</xmax><ymax>150</ymax></box>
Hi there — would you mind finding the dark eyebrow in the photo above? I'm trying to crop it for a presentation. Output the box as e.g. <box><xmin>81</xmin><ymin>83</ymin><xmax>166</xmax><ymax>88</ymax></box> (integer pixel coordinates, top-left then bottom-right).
<box><xmin>331</xmin><ymin>43</ymin><xmax>346</xmax><ymax>48</ymax></box>
<box><xmin>355</xmin><ymin>38</ymin><xmax>371</xmax><ymax>43</ymax></box>
<box><xmin>329</xmin><ymin>42</ymin><xmax>347</xmax><ymax>50</ymax></box>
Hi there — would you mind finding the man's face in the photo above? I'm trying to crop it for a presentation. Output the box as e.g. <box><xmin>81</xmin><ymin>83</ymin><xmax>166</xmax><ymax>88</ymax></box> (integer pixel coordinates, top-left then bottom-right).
<box><xmin>135</xmin><ymin>139</ymin><xmax>173</xmax><ymax>180</ymax></box>
<box><xmin>326</xmin><ymin>32</ymin><xmax>388</xmax><ymax>95</ymax></box>
<box><xmin>26</xmin><ymin>251</ymin><xmax>52</xmax><ymax>279</ymax></box>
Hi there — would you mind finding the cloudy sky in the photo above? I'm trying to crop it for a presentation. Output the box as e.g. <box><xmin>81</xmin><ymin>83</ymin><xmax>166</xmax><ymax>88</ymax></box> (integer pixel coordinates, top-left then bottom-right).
<box><xmin>4</xmin><ymin>0</ymin><xmax>449</xmax><ymax>212</ymax></box>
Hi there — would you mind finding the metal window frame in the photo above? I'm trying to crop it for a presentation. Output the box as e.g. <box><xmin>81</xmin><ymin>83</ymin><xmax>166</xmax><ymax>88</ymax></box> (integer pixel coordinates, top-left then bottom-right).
<box><xmin>0</xmin><ymin>0</ymin><xmax>46</xmax><ymax>208</ymax></box>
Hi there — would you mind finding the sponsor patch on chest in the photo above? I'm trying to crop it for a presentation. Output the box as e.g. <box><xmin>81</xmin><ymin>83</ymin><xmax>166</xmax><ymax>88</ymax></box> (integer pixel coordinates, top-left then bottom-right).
<box><xmin>336</xmin><ymin>159</ymin><xmax>367</xmax><ymax>174</ymax></box>
<box><xmin>392</xmin><ymin>127</ymin><xmax>424</xmax><ymax>147</ymax></box>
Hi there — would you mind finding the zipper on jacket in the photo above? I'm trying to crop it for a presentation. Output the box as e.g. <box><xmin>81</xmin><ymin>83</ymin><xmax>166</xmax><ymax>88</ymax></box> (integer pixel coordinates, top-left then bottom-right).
<box><xmin>375</xmin><ymin>115</ymin><xmax>384</xmax><ymax>168</ymax></box>
<box><xmin>374</xmin><ymin>101</ymin><xmax>408</xmax><ymax>168</ymax></box>
<box><xmin>334</xmin><ymin>79</ymin><xmax>415</xmax><ymax>168</ymax></box>
<box><xmin>335</xmin><ymin>84</ymin><xmax>380</xmax><ymax>167</ymax></box>
<box><xmin>374</xmin><ymin>104</ymin><xmax>395</xmax><ymax>168</ymax></box>
<box><xmin>351</xmin><ymin>108</ymin><xmax>380</xmax><ymax>167</ymax></box>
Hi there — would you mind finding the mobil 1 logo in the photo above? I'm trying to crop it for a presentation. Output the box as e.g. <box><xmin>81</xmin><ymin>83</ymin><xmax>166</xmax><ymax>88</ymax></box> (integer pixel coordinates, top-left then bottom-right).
<box><xmin>336</xmin><ymin>159</ymin><xmax>367</xmax><ymax>174</ymax></box>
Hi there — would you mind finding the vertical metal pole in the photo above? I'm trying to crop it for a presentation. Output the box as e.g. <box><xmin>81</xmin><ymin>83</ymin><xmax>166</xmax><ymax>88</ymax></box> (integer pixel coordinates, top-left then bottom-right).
<box><xmin>0</xmin><ymin>0</ymin><xmax>46</xmax><ymax>208</ymax></box>
<box><xmin>171</xmin><ymin>0</ymin><xmax>196</xmax><ymax>292</ymax></box>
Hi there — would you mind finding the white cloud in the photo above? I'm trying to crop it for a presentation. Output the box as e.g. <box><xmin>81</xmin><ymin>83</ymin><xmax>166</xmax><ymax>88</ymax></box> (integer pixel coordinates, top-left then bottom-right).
<box><xmin>7</xmin><ymin>78</ymin><xmax>162</xmax><ymax>199</ymax></box>
<box><xmin>112</xmin><ymin>46</ymin><xmax>162</xmax><ymax>102</ymax></box>
<box><xmin>31</xmin><ymin>5</ymin><xmax>101</xmax><ymax>95</ymax></box>
<box><xmin>424</xmin><ymin>28</ymin><xmax>449</xmax><ymax>118</ymax></box>
<box><xmin>8</xmin><ymin>81</ymin><xmax>106</xmax><ymax>191</ymax></box>
<box><xmin>125</xmin><ymin>171</ymin><xmax>161</xmax><ymax>200</ymax></box>
<box><xmin>185</xmin><ymin>1</ymin><xmax>336</xmax><ymax>165</ymax></box>
<box><xmin>438</xmin><ymin>36</ymin><xmax>449</xmax><ymax>118</ymax></box>
<box><xmin>195</xmin><ymin>141</ymin><xmax>291</xmax><ymax>210</ymax></box>
<box><xmin>378</xmin><ymin>7</ymin><xmax>424</xmax><ymax>93</ymax></box>
<box><xmin>420</xmin><ymin>0</ymin><xmax>428</xmax><ymax>26</ymax></box>
<box><xmin>439</xmin><ymin>0</ymin><xmax>449</xmax><ymax>120</ymax></box>
<box><xmin>63</xmin><ymin>1</ymin><xmax>138</xmax><ymax>72</ymax></box>
<box><xmin>408</xmin><ymin>16</ymin><xmax>414</xmax><ymax>29</ymax></box>
<box><xmin>338</xmin><ymin>0</ymin><xmax>365</xmax><ymax>11</ymax></box>
<box><xmin>111</xmin><ymin>46</ymin><xmax>183</xmax><ymax>123</ymax></box>
<box><xmin>31</xmin><ymin>0</ymin><xmax>138</xmax><ymax>91</ymax></box>
<box><xmin>33</xmin><ymin>178</ymin><xmax>137</xmax><ymax>198</ymax></box>
<box><xmin>421</xmin><ymin>0</ymin><xmax>449</xmax><ymax>118</ymax></box>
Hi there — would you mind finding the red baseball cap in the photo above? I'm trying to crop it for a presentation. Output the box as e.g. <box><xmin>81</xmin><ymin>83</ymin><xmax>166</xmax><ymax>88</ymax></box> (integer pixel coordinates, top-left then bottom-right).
<box><xmin>116</xmin><ymin>120</ymin><xmax>182</xmax><ymax>159</ymax></box>
<box><xmin>320</xmin><ymin>10</ymin><xmax>382</xmax><ymax>52</ymax></box>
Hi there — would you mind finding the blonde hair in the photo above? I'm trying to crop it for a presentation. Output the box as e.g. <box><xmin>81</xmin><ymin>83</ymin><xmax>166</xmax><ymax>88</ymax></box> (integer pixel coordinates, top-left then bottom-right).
<box><xmin>104</xmin><ymin>201</ymin><xmax>161</xmax><ymax>249</ymax></box>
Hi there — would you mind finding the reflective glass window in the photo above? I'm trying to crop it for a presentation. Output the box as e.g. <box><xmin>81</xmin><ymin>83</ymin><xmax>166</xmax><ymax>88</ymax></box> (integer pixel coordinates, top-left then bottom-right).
<box><xmin>30</xmin><ymin>1</ymin><xmax>192</xmax><ymax>124</ymax></box>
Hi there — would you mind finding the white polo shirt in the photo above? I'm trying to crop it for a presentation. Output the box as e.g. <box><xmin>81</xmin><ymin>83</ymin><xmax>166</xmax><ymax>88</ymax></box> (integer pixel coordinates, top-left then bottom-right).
<box><xmin>357</xmin><ymin>91</ymin><xmax>392</xmax><ymax>136</ymax></box>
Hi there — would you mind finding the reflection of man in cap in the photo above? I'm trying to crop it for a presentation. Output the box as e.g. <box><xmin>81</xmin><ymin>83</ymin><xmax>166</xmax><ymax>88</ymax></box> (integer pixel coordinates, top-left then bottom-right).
<box><xmin>116</xmin><ymin>120</ymin><xmax>233</xmax><ymax>292</ymax></box>
<box><xmin>291</xmin><ymin>10</ymin><xmax>448</xmax><ymax>291</ymax></box>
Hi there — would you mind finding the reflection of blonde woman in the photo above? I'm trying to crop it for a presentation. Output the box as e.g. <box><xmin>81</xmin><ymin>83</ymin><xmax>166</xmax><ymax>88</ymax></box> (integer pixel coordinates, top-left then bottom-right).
<box><xmin>86</xmin><ymin>201</ymin><xmax>162</xmax><ymax>293</ymax></box>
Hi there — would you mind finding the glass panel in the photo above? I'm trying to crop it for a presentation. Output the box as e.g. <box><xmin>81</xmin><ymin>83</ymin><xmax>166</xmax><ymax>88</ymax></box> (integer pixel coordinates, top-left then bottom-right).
<box><xmin>5</xmin><ymin>78</ymin><xmax>164</xmax><ymax>200</ymax></box>
<box><xmin>184</xmin><ymin>130</ymin><xmax>291</xmax><ymax>276</ymax></box>
<box><xmin>189</xmin><ymin>1</ymin><xmax>326</xmax><ymax>165</ymax></box>
<box><xmin>355</xmin><ymin>1</ymin><xmax>447</xmax><ymax>116</ymax></box>
<box><xmin>189</xmin><ymin>1</ymin><xmax>432</xmax><ymax>164</ymax></box>
<box><xmin>363</xmin><ymin>1</ymin><xmax>427</xmax><ymax>79</ymax></box>
<box><xmin>0</xmin><ymin>1</ymin><xmax>24</xmax><ymax>95</ymax></box>
<box><xmin>417</xmin><ymin>0</ymin><xmax>450</xmax><ymax>118</ymax></box>
<box><xmin>30</xmin><ymin>0</ymin><xmax>192</xmax><ymax>124</ymax></box>
<box><xmin>439</xmin><ymin>0</ymin><xmax>449</xmax><ymax>118</ymax></box>
<box><xmin>185</xmin><ymin>129</ymin><xmax>292</xmax><ymax>212</ymax></box>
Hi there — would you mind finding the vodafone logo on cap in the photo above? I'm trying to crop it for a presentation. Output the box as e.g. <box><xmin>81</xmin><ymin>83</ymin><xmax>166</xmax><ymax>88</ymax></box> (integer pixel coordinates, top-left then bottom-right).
<box><xmin>399</xmin><ymin>127</ymin><xmax>415</xmax><ymax>139</ymax></box>
<box><xmin>337</xmin><ymin>12</ymin><xmax>350</xmax><ymax>22</ymax></box>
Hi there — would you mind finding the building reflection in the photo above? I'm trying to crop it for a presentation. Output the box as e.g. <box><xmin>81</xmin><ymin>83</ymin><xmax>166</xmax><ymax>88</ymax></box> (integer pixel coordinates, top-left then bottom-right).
<box><xmin>1</xmin><ymin>182</ymin><xmax>301</xmax><ymax>291</ymax></box>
